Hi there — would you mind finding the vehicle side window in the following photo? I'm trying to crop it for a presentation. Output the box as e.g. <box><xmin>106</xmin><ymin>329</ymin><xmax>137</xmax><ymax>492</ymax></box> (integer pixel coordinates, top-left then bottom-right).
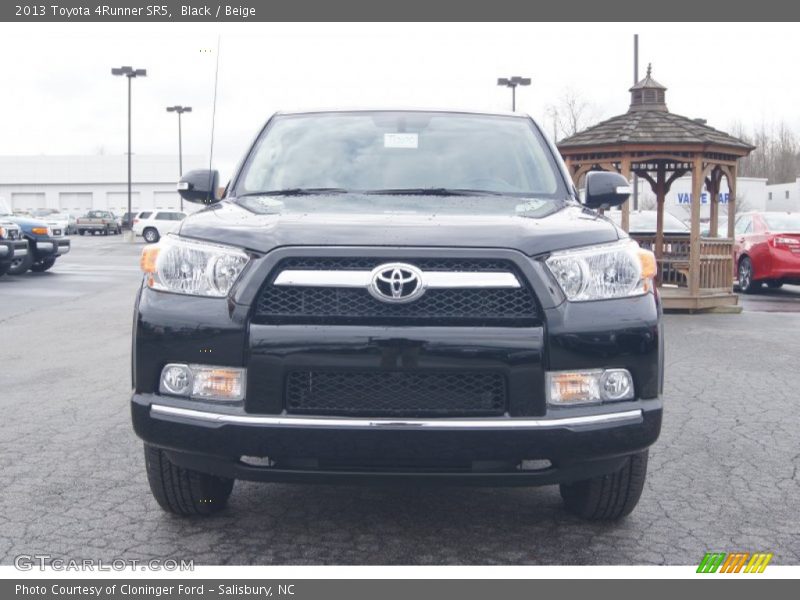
<box><xmin>155</xmin><ymin>212</ymin><xmax>170</xmax><ymax>220</ymax></box>
<box><xmin>138</xmin><ymin>212</ymin><xmax>152</xmax><ymax>219</ymax></box>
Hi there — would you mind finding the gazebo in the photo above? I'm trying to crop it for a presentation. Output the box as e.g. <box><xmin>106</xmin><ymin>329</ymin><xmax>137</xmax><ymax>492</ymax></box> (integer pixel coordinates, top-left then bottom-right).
<box><xmin>557</xmin><ymin>66</ymin><xmax>755</xmax><ymax>311</ymax></box>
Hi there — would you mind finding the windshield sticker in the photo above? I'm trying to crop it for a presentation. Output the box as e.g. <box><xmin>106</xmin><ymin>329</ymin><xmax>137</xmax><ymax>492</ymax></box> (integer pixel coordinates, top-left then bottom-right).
<box><xmin>384</xmin><ymin>133</ymin><xmax>418</xmax><ymax>149</ymax></box>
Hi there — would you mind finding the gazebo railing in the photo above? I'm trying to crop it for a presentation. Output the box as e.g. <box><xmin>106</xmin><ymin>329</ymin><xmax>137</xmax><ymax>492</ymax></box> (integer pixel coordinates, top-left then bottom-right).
<box><xmin>631</xmin><ymin>235</ymin><xmax>734</xmax><ymax>291</ymax></box>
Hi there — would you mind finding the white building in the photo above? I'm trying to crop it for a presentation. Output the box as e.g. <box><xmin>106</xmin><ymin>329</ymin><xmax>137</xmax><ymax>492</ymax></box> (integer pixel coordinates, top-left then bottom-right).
<box><xmin>765</xmin><ymin>177</ymin><xmax>800</xmax><ymax>212</ymax></box>
<box><xmin>0</xmin><ymin>154</ymin><xmax>206</xmax><ymax>215</ymax></box>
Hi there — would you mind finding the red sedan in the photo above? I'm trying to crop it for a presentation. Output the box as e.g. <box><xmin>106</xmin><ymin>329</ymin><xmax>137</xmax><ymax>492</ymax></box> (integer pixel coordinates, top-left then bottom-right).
<box><xmin>734</xmin><ymin>211</ymin><xmax>800</xmax><ymax>293</ymax></box>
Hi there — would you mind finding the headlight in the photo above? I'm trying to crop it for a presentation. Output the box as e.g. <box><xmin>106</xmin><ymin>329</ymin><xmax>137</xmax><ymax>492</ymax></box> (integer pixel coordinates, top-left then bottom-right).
<box><xmin>545</xmin><ymin>240</ymin><xmax>656</xmax><ymax>301</ymax></box>
<box><xmin>140</xmin><ymin>235</ymin><xmax>249</xmax><ymax>297</ymax></box>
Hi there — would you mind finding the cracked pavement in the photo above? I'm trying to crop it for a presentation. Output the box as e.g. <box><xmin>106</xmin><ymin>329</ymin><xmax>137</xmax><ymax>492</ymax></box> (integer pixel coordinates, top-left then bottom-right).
<box><xmin>0</xmin><ymin>235</ymin><xmax>798</xmax><ymax>565</ymax></box>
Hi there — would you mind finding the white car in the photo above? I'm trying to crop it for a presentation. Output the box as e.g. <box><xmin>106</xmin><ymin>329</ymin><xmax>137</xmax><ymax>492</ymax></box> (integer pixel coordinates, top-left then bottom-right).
<box><xmin>132</xmin><ymin>210</ymin><xmax>187</xmax><ymax>243</ymax></box>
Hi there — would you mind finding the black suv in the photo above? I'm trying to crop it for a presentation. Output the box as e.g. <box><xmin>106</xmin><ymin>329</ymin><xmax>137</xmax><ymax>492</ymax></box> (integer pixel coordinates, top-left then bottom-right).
<box><xmin>132</xmin><ymin>110</ymin><xmax>663</xmax><ymax>520</ymax></box>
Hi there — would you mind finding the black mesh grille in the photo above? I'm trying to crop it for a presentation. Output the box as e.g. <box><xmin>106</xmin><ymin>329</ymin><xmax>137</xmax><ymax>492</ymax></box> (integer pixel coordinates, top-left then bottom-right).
<box><xmin>254</xmin><ymin>257</ymin><xmax>539</xmax><ymax>326</ymax></box>
<box><xmin>274</xmin><ymin>257</ymin><xmax>515</xmax><ymax>272</ymax></box>
<box><xmin>285</xmin><ymin>370</ymin><xmax>507</xmax><ymax>417</ymax></box>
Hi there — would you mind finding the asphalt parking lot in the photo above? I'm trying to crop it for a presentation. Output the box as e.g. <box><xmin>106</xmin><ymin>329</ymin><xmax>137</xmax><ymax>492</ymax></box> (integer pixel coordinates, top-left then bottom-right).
<box><xmin>1</xmin><ymin>234</ymin><xmax>798</xmax><ymax>566</ymax></box>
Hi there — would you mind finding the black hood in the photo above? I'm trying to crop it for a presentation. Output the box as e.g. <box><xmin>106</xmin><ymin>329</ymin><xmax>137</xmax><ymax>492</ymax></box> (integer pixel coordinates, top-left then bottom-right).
<box><xmin>178</xmin><ymin>196</ymin><xmax>622</xmax><ymax>256</ymax></box>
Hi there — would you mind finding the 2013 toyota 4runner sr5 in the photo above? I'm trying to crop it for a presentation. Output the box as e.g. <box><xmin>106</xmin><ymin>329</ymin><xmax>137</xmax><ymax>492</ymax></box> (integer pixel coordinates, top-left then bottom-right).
<box><xmin>132</xmin><ymin>110</ymin><xmax>663</xmax><ymax>520</ymax></box>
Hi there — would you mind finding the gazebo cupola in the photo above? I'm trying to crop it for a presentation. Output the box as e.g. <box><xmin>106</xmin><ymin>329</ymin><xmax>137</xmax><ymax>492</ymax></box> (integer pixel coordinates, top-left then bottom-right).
<box><xmin>557</xmin><ymin>65</ymin><xmax>755</xmax><ymax>312</ymax></box>
<box><xmin>629</xmin><ymin>64</ymin><xmax>668</xmax><ymax>112</ymax></box>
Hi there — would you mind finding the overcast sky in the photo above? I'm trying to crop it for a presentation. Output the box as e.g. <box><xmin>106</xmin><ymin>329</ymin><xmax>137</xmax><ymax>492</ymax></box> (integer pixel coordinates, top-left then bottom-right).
<box><xmin>1</xmin><ymin>22</ymin><xmax>798</xmax><ymax>181</ymax></box>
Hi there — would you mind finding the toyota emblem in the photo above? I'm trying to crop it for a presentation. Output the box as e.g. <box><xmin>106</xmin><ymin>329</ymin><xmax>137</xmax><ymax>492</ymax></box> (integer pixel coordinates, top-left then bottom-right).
<box><xmin>368</xmin><ymin>263</ymin><xmax>425</xmax><ymax>303</ymax></box>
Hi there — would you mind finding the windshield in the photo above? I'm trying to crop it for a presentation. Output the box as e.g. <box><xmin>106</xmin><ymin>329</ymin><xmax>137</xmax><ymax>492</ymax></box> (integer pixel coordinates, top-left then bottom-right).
<box><xmin>233</xmin><ymin>112</ymin><xmax>566</xmax><ymax>202</ymax></box>
<box><xmin>763</xmin><ymin>213</ymin><xmax>800</xmax><ymax>231</ymax></box>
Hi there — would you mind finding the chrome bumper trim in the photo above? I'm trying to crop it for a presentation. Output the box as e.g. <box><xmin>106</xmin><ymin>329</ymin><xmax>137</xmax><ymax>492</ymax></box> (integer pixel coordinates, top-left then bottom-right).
<box><xmin>273</xmin><ymin>269</ymin><xmax>521</xmax><ymax>289</ymax></box>
<box><xmin>150</xmin><ymin>404</ymin><xmax>643</xmax><ymax>430</ymax></box>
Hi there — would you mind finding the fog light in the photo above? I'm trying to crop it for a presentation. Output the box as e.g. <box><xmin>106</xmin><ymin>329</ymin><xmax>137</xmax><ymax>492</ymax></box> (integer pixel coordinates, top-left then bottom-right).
<box><xmin>158</xmin><ymin>363</ymin><xmax>246</xmax><ymax>402</ymax></box>
<box><xmin>600</xmin><ymin>369</ymin><xmax>634</xmax><ymax>401</ymax></box>
<box><xmin>159</xmin><ymin>364</ymin><xmax>192</xmax><ymax>396</ymax></box>
<box><xmin>547</xmin><ymin>369</ymin><xmax>634</xmax><ymax>405</ymax></box>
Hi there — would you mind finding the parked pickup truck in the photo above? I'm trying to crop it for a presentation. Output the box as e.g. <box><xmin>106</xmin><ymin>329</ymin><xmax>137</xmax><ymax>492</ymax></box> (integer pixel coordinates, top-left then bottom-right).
<box><xmin>77</xmin><ymin>210</ymin><xmax>121</xmax><ymax>235</ymax></box>
<box><xmin>0</xmin><ymin>219</ymin><xmax>29</xmax><ymax>277</ymax></box>
<box><xmin>132</xmin><ymin>109</ymin><xmax>663</xmax><ymax>521</ymax></box>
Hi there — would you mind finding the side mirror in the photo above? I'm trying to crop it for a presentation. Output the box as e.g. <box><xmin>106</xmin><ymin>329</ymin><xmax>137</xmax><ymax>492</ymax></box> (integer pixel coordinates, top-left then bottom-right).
<box><xmin>177</xmin><ymin>169</ymin><xmax>221</xmax><ymax>204</ymax></box>
<box><xmin>584</xmin><ymin>171</ymin><xmax>631</xmax><ymax>210</ymax></box>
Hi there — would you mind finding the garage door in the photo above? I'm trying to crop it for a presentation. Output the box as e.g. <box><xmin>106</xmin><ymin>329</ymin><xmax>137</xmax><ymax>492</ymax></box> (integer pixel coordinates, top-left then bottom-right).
<box><xmin>11</xmin><ymin>193</ymin><xmax>46</xmax><ymax>212</ymax></box>
<box><xmin>153</xmin><ymin>191</ymin><xmax>182</xmax><ymax>210</ymax></box>
<box><xmin>59</xmin><ymin>192</ymin><xmax>94</xmax><ymax>215</ymax></box>
<box><xmin>106</xmin><ymin>192</ymin><xmax>141</xmax><ymax>215</ymax></box>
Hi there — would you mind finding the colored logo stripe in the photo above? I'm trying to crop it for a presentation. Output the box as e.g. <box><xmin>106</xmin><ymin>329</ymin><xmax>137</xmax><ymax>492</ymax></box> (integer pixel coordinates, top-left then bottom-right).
<box><xmin>697</xmin><ymin>553</ymin><xmax>726</xmax><ymax>573</ymax></box>
<box><xmin>744</xmin><ymin>553</ymin><xmax>773</xmax><ymax>573</ymax></box>
<box><xmin>720</xmin><ymin>553</ymin><xmax>749</xmax><ymax>573</ymax></box>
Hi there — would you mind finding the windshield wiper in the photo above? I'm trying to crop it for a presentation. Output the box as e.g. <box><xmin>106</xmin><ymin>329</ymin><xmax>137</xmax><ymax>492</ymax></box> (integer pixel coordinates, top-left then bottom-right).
<box><xmin>364</xmin><ymin>187</ymin><xmax>507</xmax><ymax>197</ymax></box>
<box><xmin>237</xmin><ymin>188</ymin><xmax>351</xmax><ymax>197</ymax></box>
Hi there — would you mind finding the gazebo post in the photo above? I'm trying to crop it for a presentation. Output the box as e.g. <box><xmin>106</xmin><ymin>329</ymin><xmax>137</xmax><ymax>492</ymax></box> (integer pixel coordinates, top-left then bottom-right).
<box><xmin>655</xmin><ymin>163</ymin><xmax>666</xmax><ymax>270</ymax></box>
<box><xmin>708</xmin><ymin>175</ymin><xmax>719</xmax><ymax>238</ymax></box>
<box><xmin>689</xmin><ymin>157</ymin><xmax>704</xmax><ymax>296</ymax></box>
<box><xmin>620</xmin><ymin>158</ymin><xmax>631</xmax><ymax>232</ymax></box>
<box><xmin>727</xmin><ymin>167</ymin><xmax>737</xmax><ymax>239</ymax></box>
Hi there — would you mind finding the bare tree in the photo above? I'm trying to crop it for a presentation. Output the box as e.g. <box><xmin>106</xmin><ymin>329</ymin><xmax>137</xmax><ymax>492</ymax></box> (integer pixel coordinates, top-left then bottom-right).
<box><xmin>730</xmin><ymin>120</ymin><xmax>800</xmax><ymax>184</ymax></box>
<box><xmin>547</xmin><ymin>88</ymin><xmax>603</xmax><ymax>141</ymax></box>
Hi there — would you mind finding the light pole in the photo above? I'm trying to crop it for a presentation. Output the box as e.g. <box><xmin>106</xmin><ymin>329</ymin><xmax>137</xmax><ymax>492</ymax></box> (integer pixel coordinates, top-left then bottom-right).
<box><xmin>497</xmin><ymin>76</ymin><xmax>531</xmax><ymax>112</ymax></box>
<box><xmin>111</xmin><ymin>65</ymin><xmax>146</xmax><ymax>240</ymax></box>
<box><xmin>166</xmin><ymin>105</ymin><xmax>192</xmax><ymax>211</ymax></box>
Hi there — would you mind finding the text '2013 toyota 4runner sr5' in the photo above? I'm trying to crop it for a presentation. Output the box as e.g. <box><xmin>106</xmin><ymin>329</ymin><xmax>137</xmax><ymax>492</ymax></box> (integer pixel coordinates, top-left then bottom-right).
<box><xmin>132</xmin><ymin>110</ymin><xmax>663</xmax><ymax>520</ymax></box>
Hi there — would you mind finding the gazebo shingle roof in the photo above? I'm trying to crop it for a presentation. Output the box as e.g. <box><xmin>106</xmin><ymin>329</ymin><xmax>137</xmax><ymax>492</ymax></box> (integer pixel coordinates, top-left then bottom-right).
<box><xmin>558</xmin><ymin>64</ymin><xmax>753</xmax><ymax>152</ymax></box>
<box><xmin>558</xmin><ymin>110</ymin><xmax>755</xmax><ymax>150</ymax></box>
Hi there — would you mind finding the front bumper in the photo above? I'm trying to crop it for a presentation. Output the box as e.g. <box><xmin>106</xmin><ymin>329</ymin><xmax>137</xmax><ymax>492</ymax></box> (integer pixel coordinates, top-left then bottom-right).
<box><xmin>0</xmin><ymin>239</ymin><xmax>28</xmax><ymax>263</ymax></box>
<box><xmin>31</xmin><ymin>236</ymin><xmax>70</xmax><ymax>258</ymax></box>
<box><xmin>132</xmin><ymin>246</ymin><xmax>664</xmax><ymax>485</ymax></box>
<box><xmin>132</xmin><ymin>394</ymin><xmax>662</xmax><ymax>484</ymax></box>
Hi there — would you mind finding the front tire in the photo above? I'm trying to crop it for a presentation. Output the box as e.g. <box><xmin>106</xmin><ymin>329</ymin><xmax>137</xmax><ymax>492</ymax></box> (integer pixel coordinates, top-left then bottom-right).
<box><xmin>30</xmin><ymin>257</ymin><xmax>56</xmax><ymax>272</ymax></box>
<box><xmin>560</xmin><ymin>450</ymin><xmax>649</xmax><ymax>521</ymax></box>
<box><xmin>143</xmin><ymin>228</ymin><xmax>160</xmax><ymax>244</ymax></box>
<box><xmin>738</xmin><ymin>256</ymin><xmax>760</xmax><ymax>294</ymax></box>
<box><xmin>144</xmin><ymin>444</ymin><xmax>234</xmax><ymax>516</ymax></box>
<box><xmin>7</xmin><ymin>250</ymin><xmax>33</xmax><ymax>275</ymax></box>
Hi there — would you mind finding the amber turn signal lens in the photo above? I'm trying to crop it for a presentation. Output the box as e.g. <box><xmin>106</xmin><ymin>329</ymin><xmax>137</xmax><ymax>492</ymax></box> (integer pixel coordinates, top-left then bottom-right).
<box><xmin>31</xmin><ymin>227</ymin><xmax>49</xmax><ymax>235</ymax></box>
<box><xmin>638</xmin><ymin>248</ymin><xmax>657</xmax><ymax>279</ymax></box>
<box><xmin>140</xmin><ymin>245</ymin><xmax>160</xmax><ymax>273</ymax></box>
